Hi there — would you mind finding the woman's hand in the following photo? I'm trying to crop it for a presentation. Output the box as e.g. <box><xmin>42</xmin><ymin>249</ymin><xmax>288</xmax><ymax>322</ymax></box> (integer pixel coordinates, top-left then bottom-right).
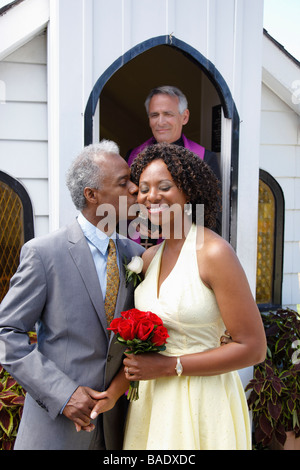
<box><xmin>89</xmin><ymin>390</ymin><xmax>118</xmax><ymax>420</ymax></box>
<box><xmin>87</xmin><ymin>366</ymin><xmax>129</xmax><ymax>424</ymax></box>
<box><xmin>123</xmin><ymin>352</ymin><xmax>175</xmax><ymax>381</ymax></box>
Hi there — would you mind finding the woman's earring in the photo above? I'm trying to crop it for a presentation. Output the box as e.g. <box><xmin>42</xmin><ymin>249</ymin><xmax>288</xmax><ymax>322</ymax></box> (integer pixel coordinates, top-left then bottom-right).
<box><xmin>184</xmin><ymin>202</ymin><xmax>192</xmax><ymax>216</ymax></box>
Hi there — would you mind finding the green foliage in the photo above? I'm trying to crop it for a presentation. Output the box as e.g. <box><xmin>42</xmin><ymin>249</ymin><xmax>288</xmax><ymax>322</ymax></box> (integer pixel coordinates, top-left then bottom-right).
<box><xmin>117</xmin><ymin>334</ymin><xmax>167</xmax><ymax>354</ymax></box>
<box><xmin>0</xmin><ymin>365</ymin><xmax>25</xmax><ymax>450</ymax></box>
<box><xmin>246</xmin><ymin>308</ymin><xmax>300</xmax><ymax>448</ymax></box>
<box><xmin>0</xmin><ymin>331</ymin><xmax>36</xmax><ymax>450</ymax></box>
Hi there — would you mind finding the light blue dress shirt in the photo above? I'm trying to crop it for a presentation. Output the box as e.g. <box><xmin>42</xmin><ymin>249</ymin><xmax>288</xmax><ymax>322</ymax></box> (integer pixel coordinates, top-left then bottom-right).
<box><xmin>77</xmin><ymin>212</ymin><xmax>120</xmax><ymax>300</ymax></box>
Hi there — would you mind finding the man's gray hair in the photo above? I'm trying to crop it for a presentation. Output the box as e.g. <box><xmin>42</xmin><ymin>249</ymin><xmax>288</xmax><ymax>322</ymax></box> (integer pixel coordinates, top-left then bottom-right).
<box><xmin>66</xmin><ymin>140</ymin><xmax>120</xmax><ymax>211</ymax></box>
<box><xmin>144</xmin><ymin>86</ymin><xmax>188</xmax><ymax>115</ymax></box>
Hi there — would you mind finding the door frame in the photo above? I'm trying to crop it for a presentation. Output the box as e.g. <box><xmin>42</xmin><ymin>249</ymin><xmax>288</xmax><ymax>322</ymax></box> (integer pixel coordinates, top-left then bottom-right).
<box><xmin>84</xmin><ymin>35</ymin><xmax>240</xmax><ymax>248</ymax></box>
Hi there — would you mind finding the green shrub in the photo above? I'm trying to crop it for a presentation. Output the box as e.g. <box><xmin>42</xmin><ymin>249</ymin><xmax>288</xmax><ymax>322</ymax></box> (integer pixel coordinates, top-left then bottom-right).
<box><xmin>0</xmin><ymin>366</ymin><xmax>25</xmax><ymax>450</ymax></box>
<box><xmin>0</xmin><ymin>331</ymin><xmax>36</xmax><ymax>450</ymax></box>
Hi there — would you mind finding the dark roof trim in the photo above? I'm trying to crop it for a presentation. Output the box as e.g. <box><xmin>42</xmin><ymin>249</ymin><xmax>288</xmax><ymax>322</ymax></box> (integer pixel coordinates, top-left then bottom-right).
<box><xmin>263</xmin><ymin>28</ymin><xmax>300</xmax><ymax>68</ymax></box>
<box><xmin>0</xmin><ymin>0</ymin><xmax>25</xmax><ymax>16</ymax></box>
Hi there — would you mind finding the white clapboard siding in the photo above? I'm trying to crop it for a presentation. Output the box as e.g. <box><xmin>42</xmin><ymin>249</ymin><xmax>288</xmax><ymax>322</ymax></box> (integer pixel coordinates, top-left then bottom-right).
<box><xmin>0</xmin><ymin>31</ymin><xmax>48</xmax><ymax>237</ymax></box>
<box><xmin>0</xmin><ymin>102</ymin><xmax>47</xmax><ymax>141</ymax></box>
<box><xmin>2</xmin><ymin>31</ymin><xmax>47</xmax><ymax>65</ymax></box>
<box><xmin>93</xmin><ymin>0</ymin><xmax>245</xmax><ymax>97</ymax></box>
<box><xmin>0</xmin><ymin>141</ymin><xmax>48</xmax><ymax>179</ymax></box>
<box><xmin>260</xmin><ymin>84</ymin><xmax>300</xmax><ymax>311</ymax></box>
<box><xmin>260</xmin><ymin>28</ymin><xmax>300</xmax><ymax>311</ymax></box>
<box><xmin>0</xmin><ymin>62</ymin><xmax>47</xmax><ymax>103</ymax></box>
<box><xmin>19</xmin><ymin>178</ymin><xmax>49</xmax><ymax>216</ymax></box>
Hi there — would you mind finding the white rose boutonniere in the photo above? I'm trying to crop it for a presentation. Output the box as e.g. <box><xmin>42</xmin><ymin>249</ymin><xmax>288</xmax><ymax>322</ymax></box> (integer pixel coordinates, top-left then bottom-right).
<box><xmin>124</xmin><ymin>256</ymin><xmax>143</xmax><ymax>287</ymax></box>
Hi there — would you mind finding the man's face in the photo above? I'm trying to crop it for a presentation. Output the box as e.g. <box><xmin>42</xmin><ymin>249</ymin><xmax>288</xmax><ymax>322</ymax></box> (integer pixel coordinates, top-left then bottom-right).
<box><xmin>148</xmin><ymin>94</ymin><xmax>189</xmax><ymax>143</ymax></box>
<box><xmin>94</xmin><ymin>153</ymin><xmax>138</xmax><ymax>220</ymax></box>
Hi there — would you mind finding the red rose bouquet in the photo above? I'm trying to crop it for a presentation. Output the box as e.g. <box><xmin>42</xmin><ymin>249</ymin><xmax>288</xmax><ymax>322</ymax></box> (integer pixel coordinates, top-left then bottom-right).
<box><xmin>108</xmin><ymin>308</ymin><xmax>169</xmax><ymax>401</ymax></box>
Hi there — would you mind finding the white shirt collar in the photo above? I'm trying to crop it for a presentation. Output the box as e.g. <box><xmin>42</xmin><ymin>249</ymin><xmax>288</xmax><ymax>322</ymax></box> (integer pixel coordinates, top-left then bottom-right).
<box><xmin>77</xmin><ymin>212</ymin><xmax>117</xmax><ymax>255</ymax></box>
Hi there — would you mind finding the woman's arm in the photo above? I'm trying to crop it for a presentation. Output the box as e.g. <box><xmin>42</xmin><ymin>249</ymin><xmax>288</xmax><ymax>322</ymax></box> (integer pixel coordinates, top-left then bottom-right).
<box><xmin>123</xmin><ymin>234</ymin><xmax>266</xmax><ymax>380</ymax></box>
<box><xmin>89</xmin><ymin>366</ymin><xmax>130</xmax><ymax>420</ymax></box>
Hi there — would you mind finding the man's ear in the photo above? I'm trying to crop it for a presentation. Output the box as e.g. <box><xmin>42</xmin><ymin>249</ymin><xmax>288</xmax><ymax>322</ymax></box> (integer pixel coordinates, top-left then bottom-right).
<box><xmin>182</xmin><ymin>109</ymin><xmax>190</xmax><ymax>126</ymax></box>
<box><xmin>83</xmin><ymin>187</ymin><xmax>99</xmax><ymax>205</ymax></box>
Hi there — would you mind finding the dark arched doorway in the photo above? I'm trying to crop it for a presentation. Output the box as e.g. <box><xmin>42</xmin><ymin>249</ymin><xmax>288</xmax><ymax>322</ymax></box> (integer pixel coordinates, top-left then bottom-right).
<box><xmin>84</xmin><ymin>35</ymin><xmax>239</xmax><ymax>247</ymax></box>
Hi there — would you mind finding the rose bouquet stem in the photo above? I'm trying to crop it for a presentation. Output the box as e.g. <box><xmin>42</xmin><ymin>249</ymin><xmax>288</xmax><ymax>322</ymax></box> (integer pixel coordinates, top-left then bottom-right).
<box><xmin>127</xmin><ymin>380</ymin><xmax>139</xmax><ymax>401</ymax></box>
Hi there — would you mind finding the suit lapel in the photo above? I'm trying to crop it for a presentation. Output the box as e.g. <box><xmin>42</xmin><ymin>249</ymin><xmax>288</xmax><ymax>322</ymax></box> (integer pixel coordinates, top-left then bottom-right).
<box><xmin>67</xmin><ymin>221</ymin><xmax>109</xmax><ymax>337</ymax></box>
<box><xmin>67</xmin><ymin>221</ymin><xmax>136</xmax><ymax>343</ymax></box>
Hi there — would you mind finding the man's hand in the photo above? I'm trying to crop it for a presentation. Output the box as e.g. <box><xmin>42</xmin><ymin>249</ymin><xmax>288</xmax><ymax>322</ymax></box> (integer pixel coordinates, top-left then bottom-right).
<box><xmin>63</xmin><ymin>386</ymin><xmax>103</xmax><ymax>432</ymax></box>
<box><xmin>220</xmin><ymin>330</ymin><xmax>232</xmax><ymax>346</ymax></box>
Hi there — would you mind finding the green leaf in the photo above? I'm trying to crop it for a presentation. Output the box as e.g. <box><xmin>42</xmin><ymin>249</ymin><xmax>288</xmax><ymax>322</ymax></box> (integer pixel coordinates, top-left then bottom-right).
<box><xmin>267</xmin><ymin>400</ymin><xmax>282</xmax><ymax>421</ymax></box>
<box><xmin>0</xmin><ymin>408</ymin><xmax>13</xmax><ymax>436</ymax></box>
<box><xmin>272</xmin><ymin>378</ymin><xmax>283</xmax><ymax>395</ymax></box>
<box><xmin>116</xmin><ymin>337</ymin><xmax>127</xmax><ymax>344</ymax></box>
<box><xmin>287</xmin><ymin>398</ymin><xmax>295</xmax><ymax>414</ymax></box>
<box><xmin>5</xmin><ymin>377</ymin><xmax>17</xmax><ymax>391</ymax></box>
<box><xmin>259</xmin><ymin>413</ymin><xmax>273</xmax><ymax>437</ymax></box>
<box><xmin>0</xmin><ymin>391</ymin><xmax>20</xmax><ymax>407</ymax></box>
<box><xmin>11</xmin><ymin>396</ymin><xmax>25</xmax><ymax>406</ymax></box>
<box><xmin>293</xmin><ymin>410</ymin><xmax>300</xmax><ymax>429</ymax></box>
<box><xmin>254</xmin><ymin>382</ymin><xmax>264</xmax><ymax>395</ymax></box>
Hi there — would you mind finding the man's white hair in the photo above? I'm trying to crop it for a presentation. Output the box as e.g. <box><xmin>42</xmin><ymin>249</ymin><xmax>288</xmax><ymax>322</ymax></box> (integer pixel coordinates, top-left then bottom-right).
<box><xmin>90</xmin><ymin>139</ymin><xmax>120</xmax><ymax>155</ymax></box>
<box><xmin>144</xmin><ymin>86</ymin><xmax>188</xmax><ymax>115</ymax></box>
<box><xmin>66</xmin><ymin>139</ymin><xmax>120</xmax><ymax>211</ymax></box>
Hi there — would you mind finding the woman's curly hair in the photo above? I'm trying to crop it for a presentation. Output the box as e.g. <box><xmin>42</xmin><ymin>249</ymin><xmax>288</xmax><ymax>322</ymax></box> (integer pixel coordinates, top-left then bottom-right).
<box><xmin>130</xmin><ymin>143</ymin><xmax>221</xmax><ymax>229</ymax></box>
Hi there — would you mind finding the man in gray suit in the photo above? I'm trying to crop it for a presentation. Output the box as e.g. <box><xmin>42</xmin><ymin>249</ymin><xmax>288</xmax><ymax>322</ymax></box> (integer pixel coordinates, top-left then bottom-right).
<box><xmin>0</xmin><ymin>140</ymin><xmax>144</xmax><ymax>450</ymax></box>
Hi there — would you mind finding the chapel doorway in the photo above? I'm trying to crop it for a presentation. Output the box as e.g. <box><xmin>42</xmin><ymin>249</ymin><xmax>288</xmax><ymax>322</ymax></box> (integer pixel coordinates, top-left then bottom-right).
<box><xmin>98</xmin><ymin>45</ymin><xmax>221</xmax><ymax>161</ymax></box>
<box><xmin>84</xmin><ymin>36</ymin><xmax>239</xmax><ymax>246</ymax></box>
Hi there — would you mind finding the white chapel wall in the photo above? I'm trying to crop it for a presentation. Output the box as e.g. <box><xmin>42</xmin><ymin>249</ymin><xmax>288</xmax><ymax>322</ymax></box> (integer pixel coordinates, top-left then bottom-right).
<box><xmin>260</xmin><ymin>83</ymin><xmax>300</xmax><ymax>311</ymax></box>
<box><xmin>0</xmin><ymin>31</ymin><xmax>49</xmax><ymax>238</ymax></box>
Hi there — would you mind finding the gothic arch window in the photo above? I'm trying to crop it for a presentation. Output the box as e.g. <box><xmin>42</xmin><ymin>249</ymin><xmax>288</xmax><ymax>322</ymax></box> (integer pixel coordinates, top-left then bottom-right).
<box><xmin>0</xmin><ymin>171</ymin><xmax>34</xmax><ymax>302</ymax></box>
<box><xmin>256</xmin><ymin>169</ymin><xmax>284</xmax><ymax>311</ymax></box>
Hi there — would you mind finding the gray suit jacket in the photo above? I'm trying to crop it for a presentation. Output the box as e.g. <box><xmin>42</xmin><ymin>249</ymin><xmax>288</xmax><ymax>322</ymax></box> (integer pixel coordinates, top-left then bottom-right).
<box><xmin>0</xmin><ymin>220</ymin><xmax>144</xmax><ymax>450</ymax></box>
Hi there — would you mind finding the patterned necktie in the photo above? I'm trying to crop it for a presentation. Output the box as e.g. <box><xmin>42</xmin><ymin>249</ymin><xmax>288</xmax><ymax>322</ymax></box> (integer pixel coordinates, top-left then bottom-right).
<box><xmin>105</xmin><ymin>239</ymin><xmax>120</xmax><ymax>327</ymax></box>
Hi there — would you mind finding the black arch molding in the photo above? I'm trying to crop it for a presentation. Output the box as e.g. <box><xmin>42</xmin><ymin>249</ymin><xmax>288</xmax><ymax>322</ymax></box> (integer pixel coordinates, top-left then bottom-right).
<box><xmin>258</xmin><ymin>169</ymin><xmax>285</xmax><ymax>310</ymax></box>
<box><xmin>84</xmin><ymin>35</ymin><xmax>240</xmax><ymax>247</ymax></box>
<box><xmin>0</xmin><ymin>170</ymin><xmax>34</xmax><ymax>242</ymax></box>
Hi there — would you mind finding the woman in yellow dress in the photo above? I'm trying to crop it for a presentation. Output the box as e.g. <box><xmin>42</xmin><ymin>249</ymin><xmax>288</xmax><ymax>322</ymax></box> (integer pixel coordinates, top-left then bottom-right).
<box><xmin>91</xmin><ymin>143</ymin><xmax>266</xmax><ymax>450</ymax></box>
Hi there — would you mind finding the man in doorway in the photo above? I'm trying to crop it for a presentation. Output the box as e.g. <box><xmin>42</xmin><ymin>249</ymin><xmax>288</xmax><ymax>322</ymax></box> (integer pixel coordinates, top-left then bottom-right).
<box><xmin>0</xmin><ymin>140</ymin><xmax>144</xmax><ymax>450</ymax></box>
<box><xmin>127</xmin><ymin>86</ymin><xmax>221</xmax><ymax>234</ymax></box>
<box><xmin>127</xmin><ymin>85</ymin><xmax>221</xmax><ymax>181</ymax></box>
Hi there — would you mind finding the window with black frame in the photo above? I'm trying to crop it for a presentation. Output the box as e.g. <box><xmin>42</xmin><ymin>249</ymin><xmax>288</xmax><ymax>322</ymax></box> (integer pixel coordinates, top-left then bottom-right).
<box><xmin>0</xmin><ymin>171</ymin><xmax>34</xmax><ymax>302</ymax></box>
<box><xmin>256</xmin><ymin>169</ymin><xmax>285</xmax><ymax>311</ymax></box>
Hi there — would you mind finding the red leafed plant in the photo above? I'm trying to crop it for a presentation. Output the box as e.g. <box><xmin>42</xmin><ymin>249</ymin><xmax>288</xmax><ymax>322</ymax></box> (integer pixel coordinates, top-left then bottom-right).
<box><xmin>0</xmin><ymin>331</ymin><xmax>36</xmax><ymax>450</ymax></box>
<box><xmin>0</xmin><ymin>365</ymin><xmax>25</xmax><ymax>450</ymax></box>
<box><xmin>245</xmin><ymin>309</ymin><xmax>300</xmax><ymax>449</ymax></box>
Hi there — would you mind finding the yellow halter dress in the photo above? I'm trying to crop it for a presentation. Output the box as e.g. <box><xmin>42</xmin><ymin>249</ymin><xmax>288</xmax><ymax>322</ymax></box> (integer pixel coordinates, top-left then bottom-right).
<box><xmin>123</xmin><ymin>224</ymin><xmax>251</xmax><ymax>450</ymax></box>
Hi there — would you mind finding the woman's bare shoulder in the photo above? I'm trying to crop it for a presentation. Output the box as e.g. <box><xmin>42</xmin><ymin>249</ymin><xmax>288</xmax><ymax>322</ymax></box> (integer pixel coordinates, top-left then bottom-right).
<box><xmin>141</xmin><ymin>243</ymin><xmax>163</xmax><ymax>274</ymax></box>
<box><xmin>197</xmin><ymin>227</ymin><xmax>234</xmax><ymax>257</ymax></box>
<box><xmin>196</xmin><ymin>227</ymin><xmax>241</xmax><ymax>285</ymax></box>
